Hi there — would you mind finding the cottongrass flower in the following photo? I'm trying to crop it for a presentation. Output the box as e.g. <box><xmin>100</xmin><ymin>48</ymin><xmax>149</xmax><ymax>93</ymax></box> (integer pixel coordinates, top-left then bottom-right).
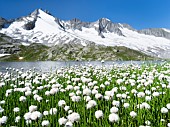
<box><xmin>24</xmin><ymin>112</ymin><xmax>31</xmax><ymax>120</ymax></box>
<box><xmin>92</xmin><ymin>89</ymin><xmax>98</xmax><ymax>95</ymax></box>
<box><xmin>123</xmin><ymin>103</ymin><xmax>130</xmax><ymax>108</ymax></box>
<box><xmin>138</xmin><ymin>102</ymin><xmax>150</xmax><ymax>109</ymax></box>
<box><xmin>130</xmin><ymin>111</ymin><xmax>137</xmax><ymax>118</ymax></box>
<box><xmin>104</xmin><ymin>96</ymin><xmax>110</xmax><ymax>101</ymax></box>
<box><xmin>58</xmin><ymin>117</ymin><xmax>67</xmax><ymax>125</ymax></box>
<box><xmin>0</xmin><ymin>106</ymin><xmax>4</xmax><ymax>113</ymax></box>
<box><xmin>167</xmin><ymin>123</ymin><xmax>170</xmax><ymax>127</ymax></box>
<box><xmin>109</xmin><ymin>113</ymin><xmax>119</xmax><ymax>122</ymax></box>
<box><xmin>161</xmin><ymin>119</ymin><xmax>165</xmax><ymax>122</ymax></box>
<box><xmin>43</xmin><ymin>111</ymin><xmax>49</xmax><ymax>116</ymax></box>
<box><xmin>137</xmin><ymin>92</ymin><xmax>145</xmax><ymax>98</ymax></box>
<box><xmin>112</xmin><ymin>100</ymin><xmax>120</xmax><ymax>107</ymax></box>
<box><xmin>145</xmin><ymin>96</ymin><xmax>152</xmax><ymax>101</ymax></box>
<box><xmin>95</xmin><ymin>110</ymin><xmax>103</xmax><ymax>119</ymax></box>
<box><xmin>42</xmin><ymin>120</ymin><xmax>50</xmax><ymax>126</ymax></box>
<box><xmin>95</xmin><ymin>93</ymin><xmax>103</xmax><ymax>100</ymax></box>
<box><xmin>64</xmin><ymin>106</ymin><xmax>70</xmax><ymax>112</ymax></box>
<box><xmin>71</xmin><ymin>96</ymin><xmax>81</xmax><ymax>102</ymax></box>
<box><xmin>86</xmin><ymin>100</ymin><xmax>97</xmax><ymax>109</ymax></box>
<box><xmin>15</xmin><ymin>116</ymin><xmax>21</xmax><ymax>123</ymax></box>
<box><xmin>49</xmin><ymin>108</ymin><xmax>57</xmax><ymax>115</ymax></box>
<box><xmin>83</xmin><ymin>88</ymin><xmax>92</xmax><ymax>96</ymax></box>
<box><xmin>67</xmin><ymin>112</ymin><xmax>80</xmax><ymax>123</ymax></box>
<box><xmin>161</xmin><ymin>107</ymin><xmax>168</xmax><ymax>114</ymax></box>
<box><xmin>13</xmin><ymin>107</ymin><xmax>20</xmax><ymax>113</ymax></box>
<box><xmin>19</xmin><ymin>96</ymin><xmax>27</xmax><ymax>102</ymax></box>
<box><xmin>65</xmin><ymin>121</ymin><xmax>73</xmax><ymax>127</ymax></box>
<box><xmin>0</xmin><ymin>116</ymin><xmax>8</xmax><ymax>125</ymax></box>
<box><xmin>152</xmin><ymin>92</ymin><xmax>159</xmax><ymax>97</ymax></box>
<box><xmin>25</xmin><ymin>91</ymin><xmax>32</xmax><ymax>96</ymax></box>
<box><xmin>58</xmin><ymin>100</ymin><xmax>66</xmax><ymax>107</ymax></box>
<box><xmin>30</xmin><ymin>111</ymin><xmax>42</xmax><ymax>121</ymax></box>
<box><xmin>0</xmin><ymin>100</ymin><xmax>5</xmax><ymax>104</ymax></box>
<box><xmin>45</xmin><ymin>91</ymin><xmax>50</xmax><ymax>96</ymax></box>
<box><xmin>110</xmin><ymin>107</ymin><xmax>119</xmax><ymax>113</ymax></box>
<box><xmin>145</xmin><ymin>120</ymin><xmax>151</xmax><ymax>125</ymax></box>
<box><xmin>29</xmin><ymin>105</ymin><xmax>37</xmax><ymax>112</ymax></box>
<box><xmin>166</xmin><ymin>103</ymin><xmax>170</xmax><ymax>109</ymax></box>
<box><xmin>68</xmin><ymin>110</ymin><xmax>73</xmax><ymax>114</ymax></box>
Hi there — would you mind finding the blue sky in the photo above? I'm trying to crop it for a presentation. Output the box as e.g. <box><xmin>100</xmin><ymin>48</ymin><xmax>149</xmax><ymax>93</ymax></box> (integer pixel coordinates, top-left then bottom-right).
<box><xmin>0</xmin><ymin>0</ymin><xmax>170</xmax><ymax>29</ymax></box>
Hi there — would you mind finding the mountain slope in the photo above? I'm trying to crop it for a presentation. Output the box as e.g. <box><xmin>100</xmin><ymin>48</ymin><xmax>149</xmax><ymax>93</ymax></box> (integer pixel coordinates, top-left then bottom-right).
<box><xmin>0</xmin><ymin>43</ymin><xmax>154</xmax><ymax>61</ymax></box>
<box><xmin>0</xmin><ymin>9</ymin><xmax>170</xmax><ymax>59</ymax></box>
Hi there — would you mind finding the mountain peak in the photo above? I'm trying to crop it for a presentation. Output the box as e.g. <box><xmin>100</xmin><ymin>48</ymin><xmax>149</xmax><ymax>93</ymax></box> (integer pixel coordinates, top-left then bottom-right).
<box><xmin>98</xmin><ymin>18</ymin><xmax>111</xmax><ymax>22</ymax></box>
<box><xmin>30</xmin><ymin>9</ymin><xmax>52</xmax><ymax>17</ymax></box>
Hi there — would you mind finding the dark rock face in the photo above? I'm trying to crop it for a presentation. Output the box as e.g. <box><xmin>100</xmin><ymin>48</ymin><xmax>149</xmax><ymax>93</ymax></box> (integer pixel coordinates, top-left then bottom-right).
<box><xmin>138</xmin><ymin>28</ymin><xmax>170</xmax><ymax>39</ymax></box>
<box><xmin>0</xmin><ymin>33</ymin><xmax>21</xmax><ymax>54</ymax></box>
<box><xmin>0</xmin><ymin>17</ymin><xmax>7</xmax><ymax>29</ymax></box>
<box><xmin>97</xmin><ymin>18</ymin><xmax>125</xmax><ymax>37</ymax></box>
<box><xmin>65</xmin><ymin>18</ymin><xmax>90</xmax><ymax>31</ymax></box>
<box><xmin>0</xmin><ymin>44</ymin><xmax>20</xmax><ymax>54</ymax></box>
<box><xmin>23</xmin><ymin>20</ymin><xmax>36</xmax><ymax>30</ymax></box>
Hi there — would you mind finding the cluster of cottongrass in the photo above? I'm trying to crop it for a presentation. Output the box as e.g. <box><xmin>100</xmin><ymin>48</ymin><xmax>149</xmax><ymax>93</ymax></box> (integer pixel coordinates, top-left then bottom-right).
<box><xmin>0</xmin><ymin>62</ymin><xmax>170</xmax><ymax>126</ymax></box>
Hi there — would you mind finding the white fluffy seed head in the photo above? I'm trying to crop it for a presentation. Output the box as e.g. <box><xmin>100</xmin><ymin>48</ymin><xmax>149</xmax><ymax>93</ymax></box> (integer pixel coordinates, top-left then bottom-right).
<box><xmin>13</xmin><ymin>107</ymin><xmax>20</xmax><ymax>113</ymax></box>
<box><xmin>86</xmin><ymin>100</ymin><xmax>97</xmax><ymax>109</ymax></box>
<box><xmin>123</xmin><ymin>103</ymin><xmax>130</xmax><ymax>108</ymax></box>
<box><xmin>64</xmin><ymin>106</ymin><xmax>70</xmax><ymax>112</ymax></box>
<box><xmin>95</xmin><ymin>110</ymin><xmax>103</xmax><ymax>119</ymax></box>
<box><xmin>65</xmin><ymin>121</ymin><xmax>73</xmax><ymax>127</ymax></box>
<box><xmin>166</xmin><ymin>103</ymin><xmax>170</xmax><ymax>109</ymax></box>
<box><xmin>42</xmin><ymin>120</ymin><xmax>50</xmax><ymax>126</ymax></box>
<box><xmin>67</xmin><ymin>112</ymin><xmax>80</xmax><ymax>123</ymax></box>
<box><xmin>29</xmin><ymin>105</ymin><xmax>37</xmax><ymax>112</ymax></box>
<box><xmin>130</xmin><ymin>111</ymin><xmax>137</xmax><ymax>118</ymax></box>
<box><xmin>109</xmin><ymin>113</ymin><xmax>119</xmax><ymax>122</ymax></box>
<box><xmin>112</xmin><ymin>100</ymin><xmax>120</xmax><ymax>107</ymax></box>
<box><xmin>110</xmin><ymin>107</ymin><xmax>119</xmax><ymax>113</ymax></box>
<box><xmin>19</xmin><ymin>96</ymin><xmax>26</xmax><ymax>102</ymax></box>
<box><xmin>30</xmin><ymin>111</ymin><xmax>42</xmax><ymax>121</ymax></box>
<box><xmin>49</xmin><ymin>108</ymin><xmax>57</xmax><ymax>115</ymax></box>
<box><xmin>58</xmin><ymin>117</ymin><xmax>67</xmax><ymax>125</ymax></box>
<box><xmin>161</xmin><ymin>107</ymin><xmax>168</xmax><ymax>113</ymax></box>
<box><xmin>15</xmin><ymin>116</ymin><xmax>21</xmax><ymax>123</ymax></box>
<box><xmin>0</xmin><ymin>116</ymin><xmax>8</xmax><ymax>124</ymax></box>
<box><xmin>167</xmin><ymin>123</ymin><xmax>170</xmax><ymax>127</ymax></box>
<box><xmin>58</xmin><ymin>100</ymin><xmax>66</xmax><ymax>107</ymax></box>
<box><xmin>24</xmin><ymin>112</ymin><xmax>31</xmax><ymax>120</ymax></box>
<box><xmin>43</xmin><ymin>111</ymin><xmax>49</xmax><ymax>116</ymax></box>
<box><xmin>145</xmin><ymin>120</ymin><xmax>151</xmax><ymax>125</ymax></box>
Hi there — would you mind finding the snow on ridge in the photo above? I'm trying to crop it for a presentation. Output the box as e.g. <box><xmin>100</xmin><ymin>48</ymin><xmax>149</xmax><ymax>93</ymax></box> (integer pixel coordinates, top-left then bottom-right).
<box><xmin>163</xmin><ymin>28</ymin><xmax>170</xmax><ymax>33</ymax></box>
<box><xmin>1</xmin><ymin>9</ymin><xmax>170</xmax><ymax>58</ymax></box>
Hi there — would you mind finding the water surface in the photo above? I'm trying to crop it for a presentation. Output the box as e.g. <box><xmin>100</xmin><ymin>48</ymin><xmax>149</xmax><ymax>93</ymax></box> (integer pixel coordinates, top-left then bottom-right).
<box><xmin>0</xmin><ymin>61</ymin><xmax>162</xmax><ymax>73</ymax></box>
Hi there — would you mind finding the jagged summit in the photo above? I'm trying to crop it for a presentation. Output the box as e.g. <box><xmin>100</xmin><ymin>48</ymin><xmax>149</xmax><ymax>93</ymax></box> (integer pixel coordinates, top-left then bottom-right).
<box><xmin>1</xmin><ymin>9</ymin><xmax>170</xmax><ymax>58</ymax></box>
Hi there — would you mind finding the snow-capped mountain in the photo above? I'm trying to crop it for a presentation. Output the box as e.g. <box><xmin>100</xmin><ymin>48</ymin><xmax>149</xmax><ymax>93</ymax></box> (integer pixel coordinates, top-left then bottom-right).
<box><xmin>1</xmin><ymin>9</ymin><xmax>170</xmax><ymax>58</ymax></box>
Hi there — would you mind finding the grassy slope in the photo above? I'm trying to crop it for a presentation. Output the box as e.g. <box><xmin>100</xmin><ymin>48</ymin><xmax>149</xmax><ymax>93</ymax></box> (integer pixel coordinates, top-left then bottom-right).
<box><xmin>0</xmin><ymin>42</ymin><xmax>156</xmax><ymax>61</ymax></box>
<box><xmin>0</xmin><ymin>43</ymin><xmax>49</xmax><ymax>61</ymax></box>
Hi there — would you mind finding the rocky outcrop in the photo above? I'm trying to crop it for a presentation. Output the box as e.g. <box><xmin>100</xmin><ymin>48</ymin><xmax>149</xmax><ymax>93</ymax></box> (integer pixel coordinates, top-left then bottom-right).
<box><xmin>0</xmin><ymin>33</ymin><xmax>21</xmax><ymax>54</ymax></box>
<box><xmin>0</xmin><ymin>17</ymin><xmax>7</xmax><ymax>29</ymax></box>
<box><xmin>138</xmin><ymin>28</ymin><xmax>170</xmax><ymax>39</ymax></box>
<box><xmin>23</xmin><ymin>19</ymin><xmax>36</xmax><ymax>30</ymax></box>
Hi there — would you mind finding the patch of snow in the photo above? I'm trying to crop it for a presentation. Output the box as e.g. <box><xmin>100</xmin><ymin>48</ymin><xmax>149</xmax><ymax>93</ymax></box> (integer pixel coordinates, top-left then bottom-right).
<box><xmin>163</xmin><ymin>28</ymin><xmax>170</xmax><ymax>33</ymax></box>
<box><xmin>0</xmin><ymin>54</ymin><xmax>10</xmax><ymax>57</ymax></box>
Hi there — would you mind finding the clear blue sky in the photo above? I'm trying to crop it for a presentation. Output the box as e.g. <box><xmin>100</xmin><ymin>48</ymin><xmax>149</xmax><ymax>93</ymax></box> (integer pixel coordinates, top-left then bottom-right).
<box><xmin>0</xmin><ymin>0</ymin><xmax>170</xmax><ymax>29</ymax></box>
